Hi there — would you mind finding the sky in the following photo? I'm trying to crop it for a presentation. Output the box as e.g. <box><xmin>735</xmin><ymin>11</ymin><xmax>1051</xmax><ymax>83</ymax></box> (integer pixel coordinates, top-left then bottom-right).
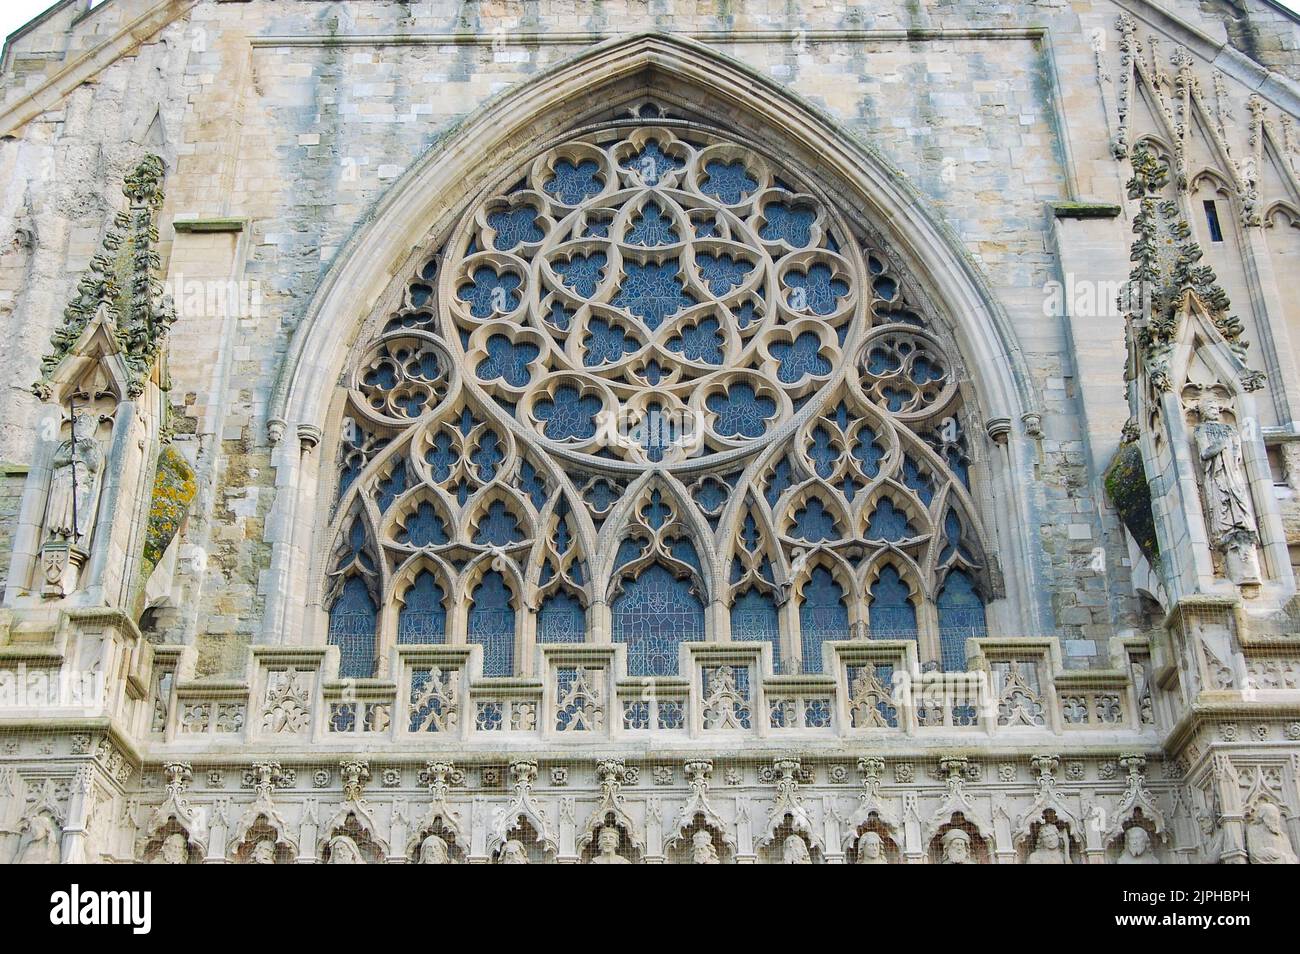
<box><xmin>2</xmin><ymin>0</ymin><xmax>1300</xmax><ymax>56</ymax></box>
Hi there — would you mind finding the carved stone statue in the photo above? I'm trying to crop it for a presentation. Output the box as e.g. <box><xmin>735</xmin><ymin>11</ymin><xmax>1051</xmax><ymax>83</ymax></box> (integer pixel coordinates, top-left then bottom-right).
<box><xmin>17</xmin><ymin>813</ymin><xmax>61</xmax><ymax>865</ymax></box>
<box><xmin>44</xmin><ymin>413</ymin><xmax>104</xmax><ymax>544</ymax></box>
<box><xmin>940</xmin><ymin>827</ymin><xmax>973</xmax><ymax>864</ymax></box>
<box><xmin>418</xmin><ymin>834</ymin><xmax>450</xmax><ymax>864</ymax></box>
<box><xmin>690</xmin><ymin>829</ymin><xmax>720</xmax><ymax>864</ymax></box>
<box><xmin>1193</xmin><ymin>397</ymin><xmax>1261</xmax><ymax>585</ymax></box>
<box><xmin>1245</xmin><ymin>803</ymin><xmax>1298</xmax><ymax>865</ymax></box>
<box><xmin>590</xmin><ymin>825</ymin><xmax>630</xmax><ymax>864</ymax></box>
<box><xmin>782</xmin><ymin>833</ymin><xmax>812</xmax><ymax>864</ymax></box>
<box><xmin>1116</xmin><ymin>825</ymin><xmax>1159</xmax><ymax>864</ymax></box>
<box><xmin>498</xmin><ymin>838</ymin><xmax>529</xmax><ymax>864</ymax></box>
<box><xmin>1028</xmin><ymin>822</ymin><xmax>1067</xmax><ymax>864</ymax></box>
<box><xmin>326</xmin><ymin>834</ymin><xmax>365</xmax><ymax>864</ymax></box>
<box><xmin>856</xmin><ymin>831</ymin><xmax>889</xmax><ymax>864</ymax></box>
<box><xmin>251</xmin><ymin>839</ymin><xmax>277</xmax><ymax>864</ymax></box>
<box><xmin>151</xmin><ymin>832</ymin><xmax>189</xmax><ymax>864</ymax></box>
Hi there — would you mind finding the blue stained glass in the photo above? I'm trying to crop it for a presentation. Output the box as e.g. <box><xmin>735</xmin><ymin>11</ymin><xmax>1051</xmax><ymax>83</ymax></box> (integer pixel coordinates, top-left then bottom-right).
<box><xmin>553</xmin><ymin>251</ymin><xmax>607</xmax><ymax>299</ymax></box>
<box><xmin>626</xmin><ymin>201</ymin><xmax>679</xmax><ymax>246</ymax></box>
<box><xmin>621</xmin><ymin>140</ymin><xmax>684</xmax><ymax>185</ymax></box>
<box><xmin>375</xmin><ymin>460</ymin><xmax>407</xmax><ymax>512</ymax></box>
<box><xmin>336</xmin><ymin>518</ymin><xmax>376</xmax><ymax>574</ymax></box>
<box><xmin>583</xmin><ymin>478</ymin><xmax>620</xmax><ymax>512</ymax></box>
<box><xmin>706</xmin><ymin>383</ymin><xmax>775</xmax><ymax>438</ymax></box>
<box><xmin>488</xmin><ymin>205</ymin><xmax>544</xmax><ymax>250</ymax></box>
<box><xmin>538</xmin><ymin>591</ymin><xmax>586</xmax><ymax>643</ymax></box>
<box><xmin>785</xmin><ymin>263</ymin><xmax>849</xmax><ymax>316</ymax></box>
<box><xmin>799</xmin><ymin>567</ymin><xmax>848</xmax><ymax>674</ymax></box>
<box><xmin>517</xmin><ymin>460</ymin><xmax>547</xmax><ymax>509</ymax></box>
<box><xmin>939</xmin><ymin>508</ymin><xmax>973</xmax><ymax>563</ymax></box>
<box><xmin>902</xmin><ymin>456</ymin><xmax>934</xmax><ymax>506</ymax></box>
<box><xmin>615</xmin><ymin>537</ymin><xmax>646</xmax><ymax>571</ymax></box>
<box><xmin>760</xmin><ymin>202</ymin><xmax>816</xmax><ymax>247</ymax></box>
<box><xmin>329</xmin><ymin>576</ymin><xmax>377</xmax><ymax>679</ymax></box>
<box><xmin>363</xmin><ymin>361</ymin><xmax>397</xmax><ymax>391</ymax></box>
<box><xmin>612</xmin><ymin>260</ymin><xmax>696</xmax><ymax>330</ymax></box>
<box><xmin>471</xmin><ymin>429</ymin><xmax>504</xmax><ymax>481</ymax></box>
<box><xmin>739</xmin><ymin>512</ymin><xmax>762</xmax><ymax>551</ymax></box>
<box><xmin>467</xmin><ymin>571</ymin><xmax>515</xmax><ymax>676</ymax></box>
<box><xmin>583</xmin><ymin>216</ymin><xmax>611</xmax><ymax>238</ymax></box>
<box><xmin>873</xmin><ymin>276</ymin><xmax>898</xmax><ymax>301</ymax></box>
<box><xmin>790</xmin><ymin>497</ymin><xmax>840</xmax><ymax>542</ymax></box>
<box><xmin>640</xmin><ymin>489</ymin><xmax>672</xmax><ymax>529</ymax></box>
<box><xmin>534</xmin><ymin>386</ymin><xmax>601</xmax><ymax>441</ymax></box>
<box><xmin>398</xmin><ymin>570</ymin><xmax>447</xmax><ymax>643</ymax></box>
<box><xmin>937</xmin><ymin>570</ymin><xmax>985</xmax><ymax>671</ymax></box>
<box><xmin>866</xmin><ymin>346</ymin><xmax>902</xmax><ymax>375</ymax></box>
<box><xmin>911</xmin><ymin>355</ymin><xmax>944</xmax><ymax>384</ymax></box>
<box><xmin>666</xmin><ymin>316</ymin><xmax>723</xmax><ymax>364</ymax></box>
<box><xmin>545</xmin><ymin>300</ymin><xmax>573</xmax><ymax>330</ymax></box>
<box><xmin>473</xmin><ymin>500</ymin><xmax>525</xmax><ymax>546</ymax></box>
<box><xmin>402</xmin><ymin>348</ymin><xmax>440</xmax><ymax>381</ymax></box>
<box><xmin>869</xmin><ymin>565</ymin><xmax>917</xmax><ymax>638</ymax></box>
<box><xmin>733</xmin><ymin>299</ymin><xmax>760</xmax><ymax>328</ymax></box>
<box><xmin>731</xmin><ymin>588</ymin><xmax>782</xmax><ymax>672</ymax></box>
<box><xmin>853</xmin><ymin>427</ymin><xmax>885</xmax><ymax>479</ymax></box>
<box><xmin>638</xmin><ymin>402</ymin><xmax>673</xmax><ymax>462</ymax></box>
<box><xmin>866</xmin><ymin>498</ymin><xmax>915</xmax><ymax>541</ymax></box>
<box><xmin>669</xmin><ymin>537</ymin><xmax>702</xmax><ymax>574</ymax></box>
<box><xmin>476</xmin><ymin>335</ymin><xmax>539</xmax><ymax>387</ymax></box>
<box><xmin>640</xmin><ymin>360</ymin><xmax>664</xmax><ymax>385</ymax></box>
<box><xmin>765</xmin><ymin>457</ymin><xmax>795</xmax><ymax>507</ymax></box>
<box><xmin>457</xmin><ymin>266</ymin><xmax>521</xmax><ymax>317</ymax></box>
<box><xmin>396</xmin><ymin>501</ymin><xmax>449</xmax><ymax>548</ymax></box>
<box><xmin>701</xmin><ymin>160</ymin><xmax>757</xmax><ymax>203</ymax></box>
<box><xmin>425</xmin><ymin>431</ymin><xmax>457</xmax><ymax>483</ymax></box>
<box><xmin>696</xmin><ymin>252</ymin><xmax>753</xmax><ymax>295</ymax></box>
<box><xmin>583</xmin><ymin>317</ymin><xmax>639</xmax><ymax>366</ymax></box>
<box><xmin>771</xmin><ymin>331</ymin><xmax>830</xmax><ymax>383</ymax></box>
<box><xmin>545</xmin><ymin>158</ymin><xmax>603</xmax><ymax>204</ymax></box>
<box><xmin>612</xmin><ymin>564</ymin><xmax>704</xmax><ymax>677</ymax></box>
<box><xmin>808</xmin><ymin>426</ymin><xmax>838</xmax><ymax>479</ymax></box>
<box><xmin>881</xmin><ymin>386</ymin><xmax>910</xmax><ymax>412</ymax></box>
<box><xmin>694</xmin><ymin>477</ymin><xmax>729</xmax><ymax>514</ymax></box>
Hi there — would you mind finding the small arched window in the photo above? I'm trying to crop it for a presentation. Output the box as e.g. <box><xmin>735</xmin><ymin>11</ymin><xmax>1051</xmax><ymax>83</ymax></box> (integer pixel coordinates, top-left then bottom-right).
<box><xmin>937</xmin><ymin>570</ymin><xmax>987</xmax><ymax>670</ymax></box>
<box><xmin>328</xmin><ymin>576</ymin><xmax>377</xmax><ymax>679</ymax></box>
<box><xmin>869</xmin><ymin>565</ymin><xmax>917</xmax><ymax>638</ymax></box>
<box><xmin>731</xmin><ymin>587</ymin><xmax>782</xmax><ymax>672</ymax></box>
<box><xmin>397</xmin><ymin>570</ymin><xmax>447</xmax><ymax>644</ymax></box>
<box><xmin>612</xmin><ymin>564</ymin><xmax>704</xmax><ymax>677</ymax></box>
<box><xmin>467</xmin><ymin>570</ymin><xmax>516</xmax><ymax>676</ymax></box>
<box><xmin>799</xmin><ymin>566</ymin><xmax>848</xmax><ymax>674</ymax></box>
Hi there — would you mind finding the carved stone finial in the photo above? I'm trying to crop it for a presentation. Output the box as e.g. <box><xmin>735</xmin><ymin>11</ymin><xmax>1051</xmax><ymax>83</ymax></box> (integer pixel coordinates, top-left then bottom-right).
<box><xmin>340</xmin><ymin>759</ymin><xmax>370</xmax><ymax>802</ymax></box>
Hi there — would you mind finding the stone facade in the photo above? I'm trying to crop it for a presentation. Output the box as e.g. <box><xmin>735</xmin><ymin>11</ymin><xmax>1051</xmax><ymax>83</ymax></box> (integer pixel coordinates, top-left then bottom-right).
<box><xmin>0</xmin><ymin>0</ymin><xmax>1297</xmax><ymax>863</ymax></box>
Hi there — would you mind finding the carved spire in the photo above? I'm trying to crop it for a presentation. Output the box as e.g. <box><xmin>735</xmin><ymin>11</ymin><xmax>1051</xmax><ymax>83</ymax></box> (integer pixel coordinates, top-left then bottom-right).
<box><xmin>1123</xmin><ymin>144</ymin><xmax>1263</xmax><ymax>393</ymax></box>
<box><xmin>34</xmin><ymin>154</ymin><xmax>176</xmax><ymax>400</ymax></box>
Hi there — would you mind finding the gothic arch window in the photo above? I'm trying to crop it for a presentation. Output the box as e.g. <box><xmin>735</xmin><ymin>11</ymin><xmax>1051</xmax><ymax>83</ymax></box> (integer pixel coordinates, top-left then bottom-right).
<box><xmin>611</xmin><ymin>563</ymin><xmax>705</xmax><ymax>677</ymax></box>
<box><xmin>396</xmin><ymin>569</ymin><xmax>448</xmax><ymax>644</ymax></box>
<box><xmin>323</xmin><ymin>113</ymin><xmax>994</xmax><ymax>678</ymax></box>
<box><xmin>468</xmin><ymin>570</ymin><xmax>517</xmax><ymax>676</ymax></box>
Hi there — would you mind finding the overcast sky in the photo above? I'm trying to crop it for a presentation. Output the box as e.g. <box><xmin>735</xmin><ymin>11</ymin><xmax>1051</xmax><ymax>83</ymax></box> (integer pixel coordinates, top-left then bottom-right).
<box><xmin>2</xmin><ymin>0</ymin><xmax>1300</xmax><ymax>61</ymax></box>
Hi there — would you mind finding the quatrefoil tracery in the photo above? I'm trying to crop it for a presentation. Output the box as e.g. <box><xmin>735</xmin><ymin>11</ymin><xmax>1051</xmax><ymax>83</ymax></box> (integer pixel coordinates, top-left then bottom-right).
<box><xmin>442</xmin><ymin>126</ymin><xmax>863</xmax><ymax>465</ymax></box>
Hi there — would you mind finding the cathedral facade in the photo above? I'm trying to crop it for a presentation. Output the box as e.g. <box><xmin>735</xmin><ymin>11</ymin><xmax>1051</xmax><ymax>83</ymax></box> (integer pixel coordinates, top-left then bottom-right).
<box><xmin>0</xmin><ymin>0</ymin><xmax>1299</xmax><ymax>864</ymax></box>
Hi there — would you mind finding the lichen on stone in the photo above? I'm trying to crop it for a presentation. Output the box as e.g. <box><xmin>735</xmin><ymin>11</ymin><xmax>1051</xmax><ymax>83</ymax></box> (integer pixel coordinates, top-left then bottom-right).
<box><xmin>143</xmin><ymin>446</ymin><xmax>196</xmax><ymax>576</ymax></box>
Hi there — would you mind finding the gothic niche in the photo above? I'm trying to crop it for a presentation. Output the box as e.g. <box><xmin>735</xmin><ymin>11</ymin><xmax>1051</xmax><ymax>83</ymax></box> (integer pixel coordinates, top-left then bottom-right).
<box><xmin>493</xmin><ymin>819</ymin><xmax>552</xmax><ymax>864</ymax></box>
<box><xmin>929</xmin><ymin>814</ymin><xmax>990</xmax><ymax>865</ymax></box>
<box><xmin>320</xmin><ymin>813</ymin><xmax>385</xmax><ymax>865</ymax></box>
<box><xmin>231</xmin><ymin>818</ymin><xmax>295</xmax><ymax>865</ymax></box>
<box><xmin>142</xmin><ymin>821</ymin><xmax>202</xmax><ymax>865</ymax></box>
<box><xmin>1185</xmin><ymin>389</ymin><xmax>1261</xmax><ymax>587</ymax></box>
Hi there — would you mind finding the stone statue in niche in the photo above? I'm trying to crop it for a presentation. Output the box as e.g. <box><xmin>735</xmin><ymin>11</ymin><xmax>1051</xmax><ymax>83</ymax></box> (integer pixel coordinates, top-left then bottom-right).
<box><xmin>251</xmin><ymin>839</ymin><xmax>278</xmax><ymax>864</ymax></box>
<box><xmin>690</xmin><ymin>829</ymin><xmax>720</xmax><ymax>864</ymax></box>
<box><xmin>782</xmin><ymin>833</ymin><xmax>812</xmax><ymax>864</ymax></box>
<box><xmin>40</xmin><ymin>412</ymin><xmax>105</xmax><ymax>597</ymax></box>
<box><xmin>498</xmin><ymin>839</ymin><xmax>529</xmax><ymax>864</ymax></box>
<box><xmin>326</xmin><ymin>834</ymin><xmax>365</xmax><ymax>864</ymax></box>
<box><xmin>1027</xmin><ymin>822</ymin><xmax>1068</xmax><ymax>864</ymax></box>
<box><xmin>418</xmin><ymin>834</ymin><xmax>450</xmax><ymax>864</ymax></box>
<box><xmin>590</xmin><ymin>826</ymin><xmax>630</xmax><ymax>864</ymax></box>
<box><xmin>856</xmin><ymin>831</ymin><xmax>889</xmax><ymax>864</ymax></box>
<box><xmin>151</xmin><ymin>832</ymin><xmax>190</xmax><ymax>864</ymax></box>
<box><xmin>1192</xmin><ymin>397</ymin><xmax>1261</xmax><ymax>585</ymax></box>
<box><xmin>1245</xmin><ymin>803</ymin><xmax>1298</xmax><ymax>864</ymax></box>
<box><xmin>16</xmin><ymin>813</ymin><xmax>61</xmax><ymax>864</ymax></box>
<box><xmin>940</xmin><ymin>828</ymin><xmax>974</xmax><ymax>864</ymax></box>
<box><xmin>1116</xmin><ymin>826</ymin><xmax>1159</xmax><ymax>864</ymax></box>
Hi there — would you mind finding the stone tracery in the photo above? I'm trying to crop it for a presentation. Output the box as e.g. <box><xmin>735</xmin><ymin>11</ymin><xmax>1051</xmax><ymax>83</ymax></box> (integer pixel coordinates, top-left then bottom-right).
<box><xmin>326</xmin><ymin>119</ymin><xmax>990</xmax><ymax>679</ymax></box>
